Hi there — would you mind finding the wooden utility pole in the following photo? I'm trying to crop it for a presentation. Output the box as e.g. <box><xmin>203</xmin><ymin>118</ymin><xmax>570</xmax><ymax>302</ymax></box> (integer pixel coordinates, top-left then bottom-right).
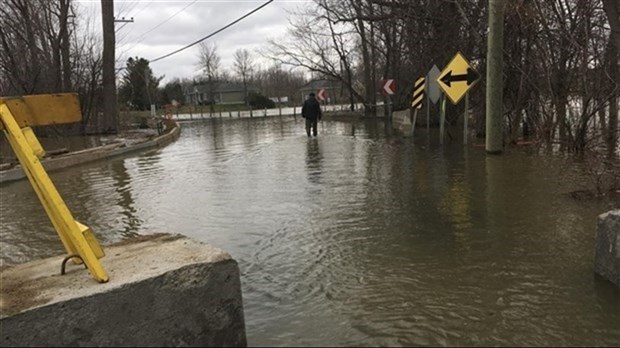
<box><xmin>101</xmin><ymin>0</ymin><xmax>118</xmax><ymax>133</ymax></box>
<box><xmin>485</xmin><ymin>0</ymin><xmax>505</xmax><ymax>154</ymax></box>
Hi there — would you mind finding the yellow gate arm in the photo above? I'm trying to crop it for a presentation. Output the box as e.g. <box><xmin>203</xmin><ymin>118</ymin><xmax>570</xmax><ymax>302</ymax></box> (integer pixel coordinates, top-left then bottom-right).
<box><xmin>0</xmin><ymin>93</ymin><xmax>109</xmax><ymax>283</ymax></box>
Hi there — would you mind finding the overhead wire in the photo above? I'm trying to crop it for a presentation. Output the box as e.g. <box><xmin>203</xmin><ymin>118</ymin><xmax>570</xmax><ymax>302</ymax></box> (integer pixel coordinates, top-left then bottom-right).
<box><xmin>131</xmin><ymin>0</ymin><xmax>156</xmax><ymax>18</ymax></box>
<box><xmin>117</xmin><ymin>0</ymin><xmax>195</xmax><ymax>70</ymax></box>
<box><xmin>116</xmin><ymin>0</ymin><xmax>154</xmax><ymax>44</ymax></box>
<box><xmin>149</xmin><ymin>0</ymin><xmax>274</xmax><ymax>63</ymax></box>
<box><xmin>125</xmin><ymin>0</ymin><xmax>198</xmax><ymax>51</ymax></box>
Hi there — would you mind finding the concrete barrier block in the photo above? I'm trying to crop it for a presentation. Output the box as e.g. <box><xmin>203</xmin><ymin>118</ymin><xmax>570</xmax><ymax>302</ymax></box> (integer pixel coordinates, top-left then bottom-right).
<box><xmin>0</xmin><ymin>233</ymin><xmax>247</xmax><ymax>347</ymax></box>
<box><xmin>594</xmin><ymin>209</ymin><xmax>620</xmax><ymax>287</ymax></box>
<box><xmin>391</xmin><ymin>110</ymin><xmax>412</xmax><ymax>135</ymax></box>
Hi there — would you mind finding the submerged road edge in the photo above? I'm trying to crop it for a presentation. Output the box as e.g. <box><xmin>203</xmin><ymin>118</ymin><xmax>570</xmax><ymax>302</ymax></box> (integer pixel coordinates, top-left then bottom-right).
<box><xmin>0</xmin><ymin>119</ymin><xmax>181</xmax><ymax>184</ymax></box>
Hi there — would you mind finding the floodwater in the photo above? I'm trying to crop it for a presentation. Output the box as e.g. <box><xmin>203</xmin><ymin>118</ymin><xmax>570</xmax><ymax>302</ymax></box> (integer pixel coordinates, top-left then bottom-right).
<box><xmin>1</xmin><ymin>116</ymin><xmax>618</xmax><ymax>346</ymax></box>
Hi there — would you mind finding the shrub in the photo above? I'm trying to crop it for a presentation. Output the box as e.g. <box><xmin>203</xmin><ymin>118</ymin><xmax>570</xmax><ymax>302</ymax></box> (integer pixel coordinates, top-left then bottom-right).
<box><xmin>247</xmin><ymin>92</ymin><xmax>275</xmax><ymax>109</ymax></box>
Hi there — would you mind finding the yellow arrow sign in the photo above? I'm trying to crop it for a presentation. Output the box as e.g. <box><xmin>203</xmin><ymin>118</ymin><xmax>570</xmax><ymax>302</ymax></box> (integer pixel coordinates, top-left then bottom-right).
<box><xmin>437</xmin><ymin>52</ymin><xmax>480</xmax><ymax>104</ymax></box>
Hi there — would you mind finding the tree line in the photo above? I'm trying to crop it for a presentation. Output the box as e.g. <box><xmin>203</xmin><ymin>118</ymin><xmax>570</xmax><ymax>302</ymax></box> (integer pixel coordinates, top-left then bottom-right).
<box><xmin>1</xmin><ymin>0</ymin><xmax>618</xmax><ymax>153</ymax></box>
<box><xmin>265</xmin><ymin>0</ymin><xmax>619</xmax><ymax>152</ymax></box>
<box><xmin>119</xmin><ymin>43</ymin><xmax>309</xmax><ymax>114</ymax></box>
<box><xmin>0</xmin><ymin>0</ymin><xmax>103</xmax><ymax>133</ymax></box>
<box><xmin>0</xmin><ymin>0</ymin><xmax>309</xmax><ymax>134</ymax></box>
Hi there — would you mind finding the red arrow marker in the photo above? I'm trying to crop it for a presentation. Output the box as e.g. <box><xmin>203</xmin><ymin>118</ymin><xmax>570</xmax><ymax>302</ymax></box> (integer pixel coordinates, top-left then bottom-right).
<box><xmin>381</xmin><ymin>79</ymin><xmax>396</xmax><ymax>96</ymax></box>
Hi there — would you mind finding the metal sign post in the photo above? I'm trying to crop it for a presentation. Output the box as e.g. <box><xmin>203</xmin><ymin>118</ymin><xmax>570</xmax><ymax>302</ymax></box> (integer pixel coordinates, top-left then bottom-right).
<box><xmin>0</xmin><ymin>94</ymin><xmax>109</xmax><ymax>283</ymax></box>
<box><xmin>464</xmin><ymin>92</ymin><xmax>469</xmax><ymax>145</ymax></box>
<box><xmin>426</xmin><ymin>65</ymin><xmax>442</xmax><ymax>132</ymax></box>
<box><xmin>381</xmin><ymin>79</ymin><xmax>396</xmax><ymax>123</ymax></box>
<box><xmin>440</xmin><ymin>94</ymin><xmax>446</xmax><ymax>145</ymax></box>
<box><xmin>436</xmin><ymin>52</ymin><xmax>480</xmax><ymax>146</ymax></box>
<box><xmin>388</xmin><ymin>95</ymin><xmax>393</xmax><ymax>123</ymax></box>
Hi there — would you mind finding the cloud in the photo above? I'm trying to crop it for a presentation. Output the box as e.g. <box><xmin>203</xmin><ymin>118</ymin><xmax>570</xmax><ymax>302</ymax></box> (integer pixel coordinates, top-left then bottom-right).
<box><xmin>77</xmin><ymin>0</ymin><xmax>310</xmax><ymax>84</ymax></box>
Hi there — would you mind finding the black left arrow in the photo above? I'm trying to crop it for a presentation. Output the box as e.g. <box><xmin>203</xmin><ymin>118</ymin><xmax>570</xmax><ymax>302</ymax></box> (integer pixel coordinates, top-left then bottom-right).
<box><xmin>440</xmin><ymin>68</ymin><xmax>480</xmax><ymax>87</ymax></box>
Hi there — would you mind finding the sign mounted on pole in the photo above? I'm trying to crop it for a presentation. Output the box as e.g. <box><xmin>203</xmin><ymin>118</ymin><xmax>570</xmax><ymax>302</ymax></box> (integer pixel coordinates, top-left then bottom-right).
<box><xmin>437</xmin><ymin>52</ymin><xmax>480</xmax><ymax>104</ymax></box>
<box><xmin>426</xmin><ymin>65</ymin><xmax>442</xmax><ymax>104</ymax></box>
<box><xmin>381</xmin><ymin>79</ymin><xmax>396</xmax><ymax>96</ymax></box>
<box><xmin>316</xmin><ymin>89</ymin><xmax>327</xmax><ymax>102</ymax></box>
<box><xmin>411</xmin><ymin>77</ymin><xmax>425</xmax><ymax>109</ymax></box>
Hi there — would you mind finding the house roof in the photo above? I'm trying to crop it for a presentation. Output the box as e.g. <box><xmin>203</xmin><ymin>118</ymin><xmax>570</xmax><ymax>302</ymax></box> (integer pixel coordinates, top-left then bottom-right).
<box><xmin>189</xmin><ymin>81</ymin><xmax>256</xmax><ymax>94</ymax></box>
<box><xmin>300</xmin><ymin>79</ymin><xmax>341</xmax><ymax>90</ymax></box>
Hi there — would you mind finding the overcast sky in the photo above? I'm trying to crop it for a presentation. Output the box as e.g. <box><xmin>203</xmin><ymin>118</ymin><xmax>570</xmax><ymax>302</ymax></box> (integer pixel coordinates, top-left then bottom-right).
<box><xmin>76</xmin><ymin>0</ymin><xmax>310</xmax><ymax>84</ymax></box>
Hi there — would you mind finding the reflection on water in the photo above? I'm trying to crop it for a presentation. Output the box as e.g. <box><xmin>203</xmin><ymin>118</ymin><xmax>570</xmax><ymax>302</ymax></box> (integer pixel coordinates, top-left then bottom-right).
<box><xmin>305</xmin><ymin>139</ymin><xmax>323</xmax><ymax>186</ymax></box>
<box><xmin>1</xmin><ymin>116</ymin><xmax>619</xmax><ymax>346</ymax></box>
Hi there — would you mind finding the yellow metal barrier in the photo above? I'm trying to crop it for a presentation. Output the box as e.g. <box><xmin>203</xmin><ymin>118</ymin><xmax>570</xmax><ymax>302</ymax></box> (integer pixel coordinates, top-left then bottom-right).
<box><xmin>0</xmin><ymin>93</ymin><xmax>109</xmax><ymax>283</ymax></box>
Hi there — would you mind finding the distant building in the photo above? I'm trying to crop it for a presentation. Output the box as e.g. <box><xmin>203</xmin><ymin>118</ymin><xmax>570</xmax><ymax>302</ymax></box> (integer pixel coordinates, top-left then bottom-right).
<box><xmin>185</xmin><ymin>81</ymin><xmax>257</xmax><ymax>105</ymax></box>
<box><xmin>269</xmin><ymin>96</ymin><xmax>289</xmax><ymax>104</ymax></box>
<box><xmin>299</xmin><ymin>79</ymin><xmax>345</xmax><ymax>104</ymax></box>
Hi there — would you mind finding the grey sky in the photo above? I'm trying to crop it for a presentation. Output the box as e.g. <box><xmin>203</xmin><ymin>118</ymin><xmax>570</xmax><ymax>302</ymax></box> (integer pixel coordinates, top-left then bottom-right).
<box><xmin>77</xmin><ymin>0</ymin><xmax>310</xmax><ymax>83</ymax></box>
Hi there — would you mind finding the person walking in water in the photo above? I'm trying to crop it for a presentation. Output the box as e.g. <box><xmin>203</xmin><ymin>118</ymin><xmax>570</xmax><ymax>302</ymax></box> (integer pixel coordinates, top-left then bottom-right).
<box><xmin>302</xmin><ymin>92</ymin><xmax>322</xmax><ymax>137</ymax></box>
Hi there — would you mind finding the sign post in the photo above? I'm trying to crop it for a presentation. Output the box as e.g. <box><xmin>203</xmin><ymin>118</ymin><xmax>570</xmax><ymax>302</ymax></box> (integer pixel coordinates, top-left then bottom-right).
<box><xmin>411</xmin><ymin>77</ymin><xmax>425</xmax><ymax>138</ymax></box>
<box><xmin>381</xmin><ymin>79</ymin><xmax>396</xmax><ymax>122</ymax></box>
<box><xmin>426</xmin><ymin>65</ymin><xmax>441</xmax><ymax>132</ymax></box>
<box><xmin>437</xmin><ymin>52</ymin><xmax>480</xmax><ymax>145</ymax></box>
<box><xmin>0</xmin><ymin>94</ymin><xmax>109</xmax><ymax>283</ymax></box>
<box><xmin>440</xmin><ymin>94</ymin><xmax>446</xmax><ymax>145</ymax></box>
<box><xmin>464</xmin><ymin>92</ymin><xmax>469</xmax><ymax>145</ymax></box>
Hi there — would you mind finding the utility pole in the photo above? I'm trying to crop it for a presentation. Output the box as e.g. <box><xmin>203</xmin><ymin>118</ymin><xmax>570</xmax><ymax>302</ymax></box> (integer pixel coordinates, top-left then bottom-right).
<box><xmin>114</xmin><ymin>17</ymin><xmax>134</xmax><ymax>23</ymax></box>
<box><xmin>101</xmin><ymin>0</ymin><xmax>134</xmax><ymax>134</ymax></box>
<box><xmin>485</xmin><ymin>0</ymin><xmax>505</xmax><ymax>154</ymax></box>
<box><xmin>101</xmin><ymin>0</ymin><xmax>117</xmax><ymax>133</ymax></box>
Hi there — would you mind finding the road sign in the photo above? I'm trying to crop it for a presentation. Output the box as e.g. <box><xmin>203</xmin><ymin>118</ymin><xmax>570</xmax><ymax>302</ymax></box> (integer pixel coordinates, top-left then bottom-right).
<box><xmin>381</xmin><ymin>79</ymin><xmax>396</xmax><ymax>96</ymax></box>
<box><xmin>426</xmin><ymin>65</ymin><xmax>441</xmax><ymax>104</ymax></box>
<box><xmin>437</xmin><ymin>52</ymin><xmax>480</xmax><ymax>104</ymax></box>
<box><xmin>0</xmin><ymin>94</ymin><xmax>109</xmax><ymax>283</ymax></box>
<box><xmin>317</xmin><ymin>89</ymin><xmax>327</xmax><ymax>102</ymax></box>
<box><xmin>411</xmin><ymin>77</ymin><xmax>425</xmax><ymax>109</ymax></box>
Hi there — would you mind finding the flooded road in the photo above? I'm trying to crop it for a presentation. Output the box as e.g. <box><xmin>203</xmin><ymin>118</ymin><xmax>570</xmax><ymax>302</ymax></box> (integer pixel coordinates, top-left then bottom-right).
<box><xmin>1</xmin><ymin>116</ymin><xmax>619</xmax><ymax>346</ymax></box>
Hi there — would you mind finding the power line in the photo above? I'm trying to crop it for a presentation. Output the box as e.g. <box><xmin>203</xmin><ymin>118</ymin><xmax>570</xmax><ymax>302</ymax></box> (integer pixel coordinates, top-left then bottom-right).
<box><xmin>126</xmin><ymin>0</ymin><xmax>198</xmax><ymax>51</ymax></box>
<box><xmin>131</xmin><ymin>0</ymin><xmax>156</xmax><ymax>18</ymax></box>
<box><xmin>116</xmin><ymin>0</ymin><xmax>155</xmax><ymax>38</ymax></box>
<box><xmin>149</xmin><ymin>0</ymin><xmax>274</xmax><ymax>63</ymax></box>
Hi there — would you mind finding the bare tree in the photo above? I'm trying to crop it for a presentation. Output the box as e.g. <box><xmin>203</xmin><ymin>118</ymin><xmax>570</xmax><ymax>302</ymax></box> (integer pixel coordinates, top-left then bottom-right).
<box><xmin>233</xmin><ymin>48</ymin><xmax>253</xmax><ymax>106</ymax></box>
<box><xmin>197</xmin><ymin>42</ymin><xmax>221</xmax><ymax>113</ymax></box>
<box><xmin>264</xmin><ymin>2</ymin><xmax>365</xmax><ymax>110</ymax></box>
<box><xmin>253</xmin><ymin>64</ymin><xmax>307</xmax><ymax>104</ymax></box>
<box><xmin>1</xmin><ymin>0</ymin><xmax>52</xmax><ymax>94</ymax></box>
<box><xmin>0</xmin><ymin>0</ymin><xmax>109</xmax><ymax>134</ymax></box>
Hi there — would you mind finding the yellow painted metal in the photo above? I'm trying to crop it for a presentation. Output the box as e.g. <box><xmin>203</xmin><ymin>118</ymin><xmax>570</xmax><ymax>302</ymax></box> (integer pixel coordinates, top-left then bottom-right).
<box><xmin>0</xmin><ymin>93</ymin><xmax>82</xmax><ymax>129</ymax></box>
<box><xmin>77</xmin><ymin>221</ymin><xmax>105</xmax><ymax>259</ymax></box>
<box><xmin>411</xmin><ymin>77</ymin><xmax>425</xmax><ymax>109</ymax></box>
<box><xmin>0</xmin><ymin>101</ymin><xmax>109</xmax><ymax>283</ymax></box>
<box><xmin>437</xmin><ymin>52</ymin><xmax>480</xmax><ymax>105</ymax></box>
<box><xmin>22</xmin><ymin>127</ymin><xmax>45</xmax><ymax>158</ymax></box>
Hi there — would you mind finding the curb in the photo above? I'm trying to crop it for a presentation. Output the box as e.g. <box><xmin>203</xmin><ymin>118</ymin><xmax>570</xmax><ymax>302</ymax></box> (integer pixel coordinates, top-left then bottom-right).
<box><xmin>0</xmin><ymin>121</ymin><xmax>181</xmax><ymax>184</ymax></box>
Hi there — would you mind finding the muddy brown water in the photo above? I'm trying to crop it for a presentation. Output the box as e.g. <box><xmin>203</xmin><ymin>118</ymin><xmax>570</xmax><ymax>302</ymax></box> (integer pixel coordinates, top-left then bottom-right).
<box><xmin>1</xmin><ymin>116</ymin><xmax>618</xmax><ymax>346</ymax></box>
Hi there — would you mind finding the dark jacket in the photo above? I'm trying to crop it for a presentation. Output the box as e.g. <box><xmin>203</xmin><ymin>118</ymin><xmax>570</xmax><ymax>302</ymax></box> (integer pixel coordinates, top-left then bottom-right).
<box><xmin>302</xmin><ymin>96</ymin><xmax>322</xmax><ymax>121</ymax></box>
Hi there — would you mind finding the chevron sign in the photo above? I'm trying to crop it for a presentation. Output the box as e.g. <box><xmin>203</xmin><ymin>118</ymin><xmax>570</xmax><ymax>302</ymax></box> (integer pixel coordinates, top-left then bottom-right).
<box><xmin>381</xmin><ymin>79</ymin><xmax>396</xmax><ymax>96</ymax></box>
